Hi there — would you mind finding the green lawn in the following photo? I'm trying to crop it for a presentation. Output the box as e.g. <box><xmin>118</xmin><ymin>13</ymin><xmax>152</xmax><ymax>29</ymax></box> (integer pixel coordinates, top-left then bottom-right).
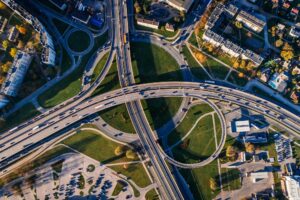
<box><xmin>98</xmin><ymin>104</ymin><xmax>135</xmax><ymax>133</ymax></box>
<box><xmin>167</xmin><ymin>103</ymin><xmax>214</xmax><ymax>146</ymax></box>
<box><xmin>204</xmin><ymin>56</ymin><xmax>230</xmax><ymax>80</ymax></box>
<box><xmin>220</xmin><ymin>168</ymin><xmax>241</xmax><ymax>191</ymax></box>
<box><xmin>52</xmin><ymin>18</ymin><xmax>69</xmax><ymax>35</ymax></box>
<box><xmin>172</xmin><ymin>115</ymin><xmax>217</xmax><ymax>163</ymax></box>
<box><xmin>0</xmin><ymin>145</ymin><xmax>72</xmax><ymax>187</ymax></box>
<box><xmin>180</xmin><ymin>160</ymin><xmax>220</xmax><ymax>200</ymax></box>
<box><xmin>135</xmin><ymin>24</ymin><xmax>178</xmax><ymax>38</ymax></box>
<box><xmin>227</xmin><ymin>71</ymin><xmax>249</xmax><ymax>87</ymax></box>
<box><xmin>110</xmin><ymin>163</ymin><xmax>151</xmax><ymax>188</ymax></box>
<box><xmin>38</xmin><ymin>33</ymin><xmax>108</xmax><ymax>108</ymax></box>
<box><xmin>62</xmin><ymin>130</ymin><xmax>135</xmax><ymax>164</ymax></box>
<box><xmin>68</xmin><ymin>31</ymin><xmax>91</xmax><ymax>52</ymax></box>
<box><xmin>145</xmin><ymin>188</ymin><xmax>159</xmax><ymax>200</ymax></box>
<box><xmin>91</xmin><ymin>52</ymin><xmax>110</xmax><ymax>82</ymax></box>
<box><xmin>131</xmin><ymin>42</ymin><xmax>182</xmax><ymax>83</ymax></box>
<box><xmin>188</xmin><ymin>32</ymin><xmax>198</xmax><ymax>47</ymax></box>
<box><xmin>60</xmin><ymin>47</ymin><xmax>72</xmax><ymax>74</ymax></box>
<box><xmin>182</xmin><ymin>45</ymin><xmax>209</xmax><ymax>80</ymax></box>
<box><xmin>0</xmin><ymin>103</ymin><xmax>40</xmax><ymax>133</ymax></box>
<box><xmin>91</xmin><ymin>56</ymin><xmax>119</xmax><ymax>97</ymax></box>
<box><xmin>214</xmin><ymin>113</ymin><xmax>222</xmax><ymax>145</ymax></box>
<box><xmin>112</xmin><ymin>181</ymin><xmax>124</xmax><ymax>196</ymax></box>
<box><xmin>141</xmin><ymin>97</ymin><xmax>182</xmax><ymax>131</ymax></box>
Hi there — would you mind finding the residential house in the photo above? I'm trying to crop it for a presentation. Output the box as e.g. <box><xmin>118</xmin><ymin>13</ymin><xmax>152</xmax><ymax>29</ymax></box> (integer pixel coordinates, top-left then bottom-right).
<box><xmin>0</xmin><ymin>16</ymin><xmax>8</xmax><ymax>32</ymax></box>
<box><xmin>137</xmin><ymin>17</ymin><xmax>160</xmax><ymax>29</ymax></box>
<box><xmin>8</xmin><ymin>26</ymin><xmax>19</xmax><ymax>42</ymax></box>
<box><xmin>165</xmin><ymin>23</ymin><xmax>175</xmax><ymax>32</ymax></box>
<box><xmin>236</xmin><ymin>10</ymin><xmax>266</xmax><ymax>32</ymax></box>
<box><xmin>292</xmin><ymin>66</ymin><xmax>300</xmax><ymax>75</ymax></box>
<box><xmin>290</xmin><ymin>91</ymin><xmax>299</xmax><ymax>103</ymax></box>
<box><xmin>268</xmin><ymin>72</ymin><xmax>289</xmax><ymax>93</ymax></box>
<box><xmin>289</xmin><ymin>26</ymin><xmax>300</xmax><ymax>38</ymax></box>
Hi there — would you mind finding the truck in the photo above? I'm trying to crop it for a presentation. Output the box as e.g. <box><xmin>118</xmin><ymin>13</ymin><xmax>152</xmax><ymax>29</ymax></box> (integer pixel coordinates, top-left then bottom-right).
<box><xmin>32</xmin><ymin>126</ymin><xmax>39</xmax><ymax>131</ymax></box>
<box><xmin>123</xmin><ymin>33</ymin><xmax>128</xmax><ymax>44</ymax></box>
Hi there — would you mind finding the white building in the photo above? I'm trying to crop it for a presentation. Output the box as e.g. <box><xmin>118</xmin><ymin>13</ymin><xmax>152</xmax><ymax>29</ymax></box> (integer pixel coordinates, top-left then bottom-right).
<box><xmin>251</xmin><ymin>172</ymin><xmax>269</xmax><ymax>183</ymax></box>
<box><xmin>289</xmin><ymin>26</ymin><xmax>300</xmax><ymax>38</ymax></box>
<box><xmin>282</xmin><ymin>176</ymin><xmax>300</xmax><ymax>200</ymax></box>
<box><xmin>242</xmin><ymin>49</ymin><xmax>264</xmax><ymax>66</ymax></box>
<box><xmin>164</xmin><ymin>0</ymin><xmax>194</xmax><ymax>12</ymax></box>
<box><xmin>233</xmin><ymin>120</ymin><xmax>250</xmax><ymax>133</ymax></box>
<box><xmin>1</xmin><ymin>51</ymin><xmax>32</xmax><ymax>97</ymax></box>
<box><xmin>137</xmin><ymin>17</ymin><xmax>159</xmax><ymax>29</ymax></box>
<box><xmin>236</xmin><ymin>10</ymin><xmax>266</xmax><ymax>32</ymax></box>
<box><xmin>202</xmin><ymin>29</ymin><xmax>224</xmax><ymax>47</ymax></box>
<box><xmin>221</xmin><ymin>40</ymin><xmax>244</xmax><ymax>57</ymax></box>
<box><xmin>42</xmin><ymin>47</ymin><xmax>56</xmax><ymax>66</ymax></box>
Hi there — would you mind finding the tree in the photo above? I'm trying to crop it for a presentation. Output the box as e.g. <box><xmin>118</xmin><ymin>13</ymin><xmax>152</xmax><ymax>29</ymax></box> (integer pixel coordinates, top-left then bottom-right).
<box><xmin>0</xmin><ymin>76</ymin><xmax>5</xmax><ymax>84</ymax></box>
<box><xmin>238</xmin><ymin>72</ymin><xmax>244</xmax><ymax>78</ymax></box>
<box><xmin>245</xmin><ymin>142</ymin><xmax>255</xmax><ymax>154</ymax></box>
<box><xmin>233</xmin><ymin>61</ymin><xmax>240</xmax><ymax>69</ymax></box>
<box><xmin>16</xmin><ymin>25</ymin><xmax>26</xmax><ymax>35</ymax></box>
<box><xmin>114</xmin><ymin>146</ymin><xmax>123</xmax><ymax>156</ymax></box>
<box><xmin>142</xmin><ymin>2</ymin><xmax>150</xmax><ymax>14</ymax></box>
<box><xmin>2</xmin><ymin>40</ymin><xmax>9</xmax><ymax>50</ymax></box>
<box><xmin>195</xmin><ymin>52</ymin><xmax>207</xmax><ymax>64</ymax></box>
<box><xmin>1</xmin><ymin>61</ymin><xmax>12</xmax><ymax>73</ymax></box>
<box><xmin>126</xmin><ymin>149</ymin><xmax>137</xmax><ymax>160</ymax></box>
<box><xmin>235</xmin><ymin>21</ymin><xmax>243</xmax><ymax>29</ymax></box>
<box><xmin>240</xmin><ymin>60</ymin><xmax>246</xmax><ymax>69</ymax></box>
<box><xmin>134</xmin><ymin>2</ymin><xmax>141</xmax><ymax>14</ymax></box>
<box><xmin>0</xmin><ymin>2</ymin><xmax>6</xmax><ymax>9</ymax></box>
<box><xmin>173</xmin><ymin>16</ymin><xmax>181</xmax><ymax>23</ymax></box>
<box><xmin>281</xmin><ymin>42</ymin><xmax>294</xmax><ymax>61</ymax></box>
<box><xmin>271</xmin><ymin>26</ymin><xmax>276</xmax><ymax>37</ymax></box>
<box><xmin>275</xmin><ymin>39</ymin><xmax>283</xmax><ymax>48</ymax></box>
<box><xmin>17</xmin><ymin>40</ymin><xmax>24</xmax><ymax>49</ymax></box>
<box><xmin>9</xmin><ymin>48</ymin><xmax>17</xmax><ymax>58</ymax></box>
<box><xmin>209</xmin><ymin>177</ymin><xmax>218</xmax><ymax>191</ymax></box>
<box><xmin>226</xmin><ymin>145</ymin><xmax>237</xmax><ymax>159</ymax></box>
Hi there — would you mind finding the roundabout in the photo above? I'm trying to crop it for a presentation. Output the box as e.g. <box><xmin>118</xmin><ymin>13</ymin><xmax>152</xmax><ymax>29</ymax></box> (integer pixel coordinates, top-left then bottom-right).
<box><xmin>65</xmin><ymin>29</ymin><xmax>94</xmax><ymax>55</ymax></box>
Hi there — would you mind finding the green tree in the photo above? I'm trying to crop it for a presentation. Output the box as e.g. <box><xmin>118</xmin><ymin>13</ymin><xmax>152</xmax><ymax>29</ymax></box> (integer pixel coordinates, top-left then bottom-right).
<box><xmin>2</xmin><ymin>40</ymin><xmax>9</xmax><ymax>50</ymax></box>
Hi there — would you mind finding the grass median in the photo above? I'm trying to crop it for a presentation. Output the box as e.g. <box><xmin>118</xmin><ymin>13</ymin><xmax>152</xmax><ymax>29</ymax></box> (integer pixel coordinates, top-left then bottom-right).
<box><xmin>38</xmin><ymin>33</ymin><xmax>108</xmax><ymax>108</ymax></box>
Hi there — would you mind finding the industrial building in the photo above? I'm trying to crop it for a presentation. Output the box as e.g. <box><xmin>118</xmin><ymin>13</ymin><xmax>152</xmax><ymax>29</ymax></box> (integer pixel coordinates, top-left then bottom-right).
<box><xmin>281</xmin><ymin>176</ymin><xmax>300</xmax><ymax>200</ymax></box>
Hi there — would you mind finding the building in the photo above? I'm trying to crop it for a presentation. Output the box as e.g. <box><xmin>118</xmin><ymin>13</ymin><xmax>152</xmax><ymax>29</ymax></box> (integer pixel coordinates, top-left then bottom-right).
<box><xmin>242</xmin><ymin>49</ymin><xmax>264</xmax><ymax>66</ymax></box>
<box><xmin>260</xmin><ymin>68</ymin><xmax>271</xmax><ymax>83</ymax></box>
<box><xmin>236</xmin><ymin>10</ymin><xmax>266</xmax><ymax>32</ymax></box>
<box><xmin>292</xmin><ymin>66</ymin><xmax>300</xmax><ymax>75</ymax></box>
<box><xmin>244</xmin><ymin>132</ymin><xmax>268</xmax><ymax>144</ymax></box>
<box><xmin>164</xmin><ymin>0</ymin><xmax>194</xmax><ymax>12</ymax></box>
<box><xmin>268</xmin><ymin>72</ymin><xmax>289</xmax><ymax>93</ymax></box>
<box><xmin>232</xmin><ymin>120</ymin><xmax>250</xmax><ymax>133</ymax></box>
<box><xmin>0</xmin><ymin>16</ymin><xmax>8</xmax><ymax>32</ymax></box>
<box><xmin>49</xmin><ymin>0</ymin><xmax>67</xmax><ymax>11</ymax></box>
<box><xmin>136</xmin><ymin>17</ymin><xmax>159</xmax><ymax>29</ymax></box>
<box><xmin>290</xmin><ymin>91</ymin><xmax>299</xmax><ymax>103</ymax></box>
<box><xmin>221</xmin><ymin>40</ymin><xmax>244</xmax><ymax>57</ymax></box>
<box><xmin>165</xmin><ymin>23</ymin><xmax>175</xmax><ymax>32</ymax></box>
<box><xmin>281</xmin><ymin>176</ymin><xmax>300</xmax><ymax>200</ymax></box>
<box><xmin>224</xmin><ymin>4</ymin><xmax>239</xmax><ymax>17</ymax></box>
<box><xmin>251</xmin><ymin>171</ymin><xmax>269</xmax><ymax>183</ymax></box>
<box><xmin>289</xmin><ymin>26</ymin><xmax>300</xmax><ymax>38</ymax></box>
<box><xmin>205</xmin><ymin>3</ymin><xmax>225</xmax><ymax>29</ymax></box>
<box><xmin>41</xmin><ymin>47</ymin><xmax>56</xmax><ymax>66</ymax></box>
<box><xmin>202</xmin><ymin>29</ymin><xmax>224</xmax><ymax>47</ymax></box>
<box><xmin>8</xmin><ymin>26</ymin><xmax>19</xmax><ymax>42</ymax></box>
<box><xmin>72</xmin><ymin>7</ymin><xmax>91</xmax><ymax>24</ymax></box>
<box><xmin>0</xmin><ymin>51</ymin><xmax>32</xmax><ymax>97</ymax></box>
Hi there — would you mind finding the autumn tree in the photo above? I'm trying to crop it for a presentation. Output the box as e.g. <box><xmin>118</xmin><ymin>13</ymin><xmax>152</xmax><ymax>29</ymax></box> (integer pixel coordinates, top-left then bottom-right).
<box><xmin>240</xmin><ymin>60</ymin><xmax>246</xmax><ymax>69</ymax></box>
<box><xmin>9</xmin><ymin>48</ymin><xmax>17</xmax><ymax>58</ymax></box>
<box><xmin>126</xmin><ymin>149</ymin><xmax>137</xmax><ymax>160</ymax></box>
<box><xmin>235</xmin><ymin>21</ymin><xmax>243</xmax><ymax>29</ymax></box>
<box><xmin>0</xmin><ymin>2</ymin><xmax>6</xmax><ymax>9</ymax></box>
<box><xmin>275</xmin><ymin>39</ymin><xmax>283</xmax><ymax>48</ymax></box>
<box><xmin>134</xmin><ymin>2</ymin><xmax>141</xmax><ymax>14</ymax></box>
<box><xmin>16</xmin><ymin>25</ymin><xmax>26</xmax><ymax>35</ymax></box>
<box><xmin>2</xmin><ymin>40</ymin><xmax>9</xmax><ymax>50</ymax></box>
<box><xmin>245</xmin><ymin>142</ymin><xmax>255</xmax><ymax>154</ymax></box>
<box><xmin>195</xmin><ymin>52</ymin><xmax>207</xmax><ymax>64</ymax></box>
<box><xmin>209</xmin><ymin>177</ymin><xmax>218</xmax><ymax>191</ymax></box>
<box><xmin>114</xmin><ymin>146</ymin><xmax>123</xmax><ymax>156</ymax></box>
<box><xmin>281</xmin><ymin>42</ymin><xmax>294</xmax><ymax>61</ymax></box>
<box><xmin>0</xmin><ymin>76</ymin><xmax>5</xmax><ymax>84</ymax></box>
<box><xmin>1</xmin><ymin>61</ymin><xmax>12</xmax><ymax>73</ymax></box>
<box><xmin>233</xmin><ymin>60</ymin><xmax>240</xmax><ymax>69</ymax></box>
<box><xmin>226</xmin><ymin>145</ymin><xmax>237</xmax><ymax>159</ymax></box>
<box><xmin>17</xmin><ymin>40</ymin><xmax>24</xmax><ymax>49</ymax></box>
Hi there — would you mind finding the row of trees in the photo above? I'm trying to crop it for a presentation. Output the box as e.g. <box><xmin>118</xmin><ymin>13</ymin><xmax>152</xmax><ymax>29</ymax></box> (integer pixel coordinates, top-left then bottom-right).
<box><xmin>114</xmin><ymin>146</ymin><xmax>138</xmax><ymax>160</ymax></box>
